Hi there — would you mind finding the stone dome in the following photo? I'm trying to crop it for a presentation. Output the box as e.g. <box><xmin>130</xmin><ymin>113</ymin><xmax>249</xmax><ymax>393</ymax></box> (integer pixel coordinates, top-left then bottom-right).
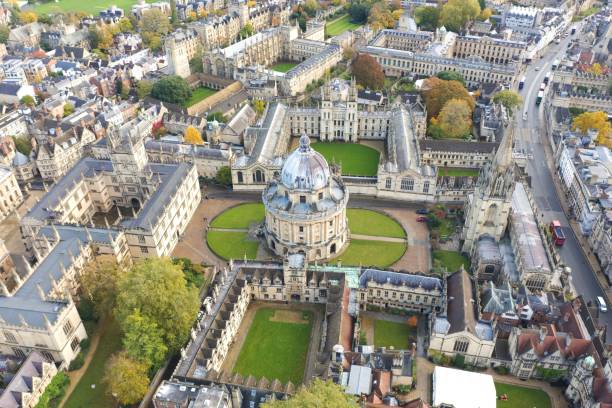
<box><xmin>281</xmin><ymin>135</ymin><xmax>330</xmax><ymax>191</ymax></box>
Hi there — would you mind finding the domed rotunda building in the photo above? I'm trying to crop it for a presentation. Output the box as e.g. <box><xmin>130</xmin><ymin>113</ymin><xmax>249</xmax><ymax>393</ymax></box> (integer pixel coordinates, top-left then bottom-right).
<box><xmin>262</xmin><ymin>135</ymin><xmax>349</xmax><ymax>262</ymax></box>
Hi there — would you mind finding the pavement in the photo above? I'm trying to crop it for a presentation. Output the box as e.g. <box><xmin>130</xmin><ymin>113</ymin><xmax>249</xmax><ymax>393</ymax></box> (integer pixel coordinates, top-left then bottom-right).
<box><xmin>516</xmin><ymin>24</ymin><xmax>611</xmax><ymax>338</ymax></box>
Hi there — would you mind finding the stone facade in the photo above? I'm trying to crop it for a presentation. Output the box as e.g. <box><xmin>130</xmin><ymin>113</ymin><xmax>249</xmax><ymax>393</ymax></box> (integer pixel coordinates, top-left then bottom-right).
<box><xmin>0</xmin><ymin>166</ymin><xmax>23</xmax><ymax>222</ymax></box>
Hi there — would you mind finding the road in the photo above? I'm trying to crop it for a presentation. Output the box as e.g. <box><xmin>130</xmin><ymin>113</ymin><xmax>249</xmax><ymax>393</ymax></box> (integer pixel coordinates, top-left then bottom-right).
<box><xmin>516</xmin><ymin>25</ymin><xmax>612</xmax><ymax>337</ymax></box>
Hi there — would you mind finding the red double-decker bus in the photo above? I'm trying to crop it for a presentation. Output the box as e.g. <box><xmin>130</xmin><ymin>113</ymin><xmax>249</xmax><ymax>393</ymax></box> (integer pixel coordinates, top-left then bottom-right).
<box><xmin>550</xmin><ymin>220</ymin><xmax>566</xmax><ymax>246</ymax></box>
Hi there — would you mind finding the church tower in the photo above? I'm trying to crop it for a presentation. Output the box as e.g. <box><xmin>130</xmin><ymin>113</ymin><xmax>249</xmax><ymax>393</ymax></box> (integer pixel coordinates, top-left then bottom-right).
<box><xmin>461</xmin><ymin>127</ymin><xmax>515</xmax><ymax>253</ymax></box>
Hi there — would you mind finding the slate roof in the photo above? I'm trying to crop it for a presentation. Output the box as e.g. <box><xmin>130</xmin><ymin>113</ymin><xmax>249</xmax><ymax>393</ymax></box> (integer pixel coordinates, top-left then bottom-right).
<box><xmin>359</xmin><ymin>268</ymin><xmax>443</xmax><ymax>291</ymax></box>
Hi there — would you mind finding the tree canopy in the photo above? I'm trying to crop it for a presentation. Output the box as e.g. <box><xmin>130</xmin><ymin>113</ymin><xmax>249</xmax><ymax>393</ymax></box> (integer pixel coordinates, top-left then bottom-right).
<box><xmin>436</xmin><ymin>98</ymin><xmax>473</xmax><ymax>138</ymax></box>
<box><xmin>0</xmin><ymin>25</ymin><xmax>9</xmax><ymax>44</ymax></box>
<box><xmin>572</xmin><ymin>111</ymin><xmax>611</xmax><ymax>147</ymax></box>
<box><xmin>414</xmin><ymin>6</ymin><xmax>439</xmax><ymax>31</ymax></box>
<box><xmin>20</xmin><ymin>95</ymin><xmax>35</xmax><ymax>107</ymax></box>
<box><xmin>114</xmin><ymin>258</ymin><xmax>200</xmax><ymax>353</ymax></box>
<box><xmin>215</xmin><ymin>166</ymin><xmax>232</xmax><ymax>186</ymax></box>
<box><xmin>492</xmin><ymin>90</ymin><xmax>522</xmax><ymax>113</ymax></box>
<box><xmin>261</xmin><ymin>379</ymin><xmax>358</xmax><ymax>408</ymax></box>
<box><xmin>122</xmin><ymin>310</ymin><xmax>168</xmax><ymax>369</ymax></box>
<box><xmin>436</xmin><ymin>71</ymin><xmax>465</xmax><ymax>85</ymax></box>
<box><xmin>104</xmin><ymin>353</ymin><xmax>150</xmax><ymax>405</ymax></box>
<box><xmin>80</xmin><ymin>260</ymin><xmax>124</xmax><ymax>319</ymax></box>
<box><xmin>184</xmin><ymin>126</ymin><xmax>204</xmax><ymax>144</ymax></box>
<box><xmin>151</xmin><ymin>76</ymin><xmax>192</xmax><ymax>105</ymax></box>
<box><xmin>352</xmin><ymin>53</ymin><xmax>385</xmax><ymax>90</ymax></box>
<box><xmin>422</xmin><ymin>76</ymin><xmax>474</xmax><ymax>118</ymax></box>
<box><xmin>439</xmin><ymin>0</ymin><xmax>481</xmax><ymax>32</ymax></box>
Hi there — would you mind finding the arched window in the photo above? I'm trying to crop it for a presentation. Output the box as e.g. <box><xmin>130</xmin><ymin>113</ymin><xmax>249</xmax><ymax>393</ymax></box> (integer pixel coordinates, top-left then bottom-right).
<box><xmin>255</xmin><ymin>170</ymin><xmax>264</xmax><ymax>183</ymax></box>
<box><xmin>237</xmin><ymin>171</ymin><xmax>243</xmax><ymax>183</ymax></box>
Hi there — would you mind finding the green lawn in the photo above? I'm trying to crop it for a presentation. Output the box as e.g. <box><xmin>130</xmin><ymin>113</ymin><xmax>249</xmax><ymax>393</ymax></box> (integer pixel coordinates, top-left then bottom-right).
<box><xmin>183</xmin><ymin>87</ymin><xmax>217</xmax><ymax>108</ymax></box>
<box><xmin>347</xmin><ymin>209</ymin><xmax>406</xmax><ymax>238</ymax></box>
<box><xmin>573</xmin><ymin>6</ymin><xmax>600</xmax><ymax>21</ymax></box>
<box><xmin>374</xmin><ymin>319</ymin><xmax>415</xmax><ymax>349</ymax></box>
<box><xmin>432</xmin><ymin>250</ymin><xmax>470</xmax><ymax>272</ymax></box>
<box><xmin>436</xmin><ymin>218</ymin><xmax>457</xmax><ymax>237</ymax></box>
<box><xmin>334</xmin><ymin>239</ymin><xmax>406</xmax><ymax>268</ymax></box>
<box><xmin>325</xmin><ymin>14</ymin><xmax>364</xmax><ymax>37</ymax></box>
<box><xmin>33</xmin><ymin>0</ymin><xmax>148</xmax><ymax>14</ymax></box>
<box><xmin>233</xmin><ymin>308</ymin><xmax>313</xmax><ymax>383</ymax></box>
<box><xmin>271</xmin><ymin>62</ymin><xmax>298</xmax><ymax>73</ymax></box>
<box><xmin>311</xmin><ymin>142</ymin><xmax>380</xmax><ymax>176</ymax></box>
<box><xmin>495</xmin><ymin>383</ymin><xmax>552</xmax><ymax>408</ymax></box>
<box><xmin>210</xmin><ymin>203</ymin><xmax>265</xmax><ymax>229</ymax></box>
<box><xmin>438</xmin><ymin>167</ymin><xmax>479</xmax><ymax>177</ymax></box>
<box><xmin>64</xmin><ymin>320</ymin><xmax>122</xmax><ymax>408</ymax></box>
<box><xmin>207</xmin><ymin>231</ymin><xmax>259</xmax><ymax>260</ymax></box>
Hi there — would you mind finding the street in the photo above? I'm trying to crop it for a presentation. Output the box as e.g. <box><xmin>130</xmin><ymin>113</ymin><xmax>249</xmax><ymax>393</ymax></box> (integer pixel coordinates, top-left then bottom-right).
<box><xmin>516</xmin><ymin>25</ymin><xmax>612</xmax><ymax>338</ymax></box>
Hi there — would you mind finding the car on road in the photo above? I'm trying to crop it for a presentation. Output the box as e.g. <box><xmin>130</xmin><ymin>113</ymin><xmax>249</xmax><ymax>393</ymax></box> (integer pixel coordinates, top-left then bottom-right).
<box><xmin>416</xmin><ymin>209</ymin><xmax>429</xmax><ymax>215</ymax></box>
<box><xmin>416</xmin><ymin>216</ymin><xmax>428</xmax><ymax>222</ymax></box>
<box><xmin>522</xmin><ymin>112</ymin><xmax>528</xmax><ymax>121</ymax></box>
<box><xmin>535</xmin><ymin>66</ymin><xmax>541</xmax><ymax>71</ymax></box>
<box><xmin>597</xmin><ymin>296</ymin><xmax>608</xmax><ymax>313</ymax></box>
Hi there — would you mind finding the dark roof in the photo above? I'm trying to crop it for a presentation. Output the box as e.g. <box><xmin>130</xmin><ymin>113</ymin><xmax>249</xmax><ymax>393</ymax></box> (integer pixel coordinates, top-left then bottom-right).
<box><xmin>359</xmin><ymin>269</ymin><xmax>443</xmax><ymax>292</ymax></box>
<box><xmin>419</xmin><ymin>139</ymin><xmax>498</xmax><ymax>154</ymax></box>
<box><xmin>0</xmin><ymin>82</ymin><xmax>22</xmax><ymax>96</ymax></box>
<box><xmin>446</xmin><ymin>269</ymin><xmax>477</xmax><ymax>334</ymax></box>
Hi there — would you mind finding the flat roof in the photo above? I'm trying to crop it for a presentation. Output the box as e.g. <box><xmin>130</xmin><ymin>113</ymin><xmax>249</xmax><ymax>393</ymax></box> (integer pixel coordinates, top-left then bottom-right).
<box><xmin>432</xmin><ymin>366</ymin><xmax>496</xmax><ymax>408</ymax></box>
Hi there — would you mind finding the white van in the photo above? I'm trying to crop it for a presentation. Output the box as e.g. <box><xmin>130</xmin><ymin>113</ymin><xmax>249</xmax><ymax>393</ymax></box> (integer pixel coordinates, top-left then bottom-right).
<box><xmin>597</xmin><ymin>296</ymin><xmax>607</xmax><ymax>313</ymax></box>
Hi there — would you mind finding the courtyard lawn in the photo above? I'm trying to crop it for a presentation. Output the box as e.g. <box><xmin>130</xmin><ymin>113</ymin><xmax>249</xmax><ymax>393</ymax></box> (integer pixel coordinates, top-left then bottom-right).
<box><xmin>311</xmin><ymin>142</ymin><xmax>380</xmax><ymax>177</ymax></box>
<box><xmin>233</xmin><ymin>308</ymin><xmax>313</xmax><ymax>384</ymax></box>
<box><xmin>325</xmin><ymin>14</ymin><xmax>364</xmax><ymax>37</ymax></box>
<box><xmin>438</xmin><ymin>167</ymin><xmax>479</xmax><ymax>177</ymax></box>
<box><xmin>33</xmin><ymin>0</ymin><xmax>147</xmax><ymax>14</ymax></box>
<box><xmin>207</xmin><ymin>231</ymin><xmax>259</xmax><ymax>260</ymax></box>
<box><xmin>495</xmin><ymin>383</ymin><xmax>552</xmax><ymax>408</ymax></box>
<box><xmin>432</xmin><ymin>250</ymin><xmax>470</xmax><ymax>273</ymax></box>
<box><xmin>64</xmin><ymin>320</ymin><xmax>122</xmax><ymax>408</ymax></box>
<box><xmin>210</xmin><ymin>203</ymin><xmax>265</xmax><ymax>229</ymax></box>
<box><xmin>183</xmin><ymin>87</ymin><xmax>217</xmax><ymax>108</ymax></box>
<box><xmin>271</xmin><ymin>62</ymin><xmax>298</xmax><ymax>73</ymax></box>
<box><xmin>334</xmin><ymin>239</ymin><xmax>406</xmax><ymax>268</ymax></box>
<box><xmin>373</xmin><ymin>319</ymin><xmax>415</xmax><ymax>350</ymax></box>
<box><xmin>347</xmin><ymin>209</ymin><xmax>406</xmax><ymax>238</ymax></box>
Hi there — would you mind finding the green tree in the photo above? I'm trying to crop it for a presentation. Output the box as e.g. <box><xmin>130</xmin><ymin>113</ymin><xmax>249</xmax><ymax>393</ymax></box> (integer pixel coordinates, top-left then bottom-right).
<box><xmin>348</xmin><ymin>3</ymin><xmax>370</xmax><ymax>23</ymax></box>
<box><xmin>239</xmin><ymin>22</ymin><xmax>255</xmax><ymax>38</ymax></box>
<box><xmin>492</xmin><ymin>89</ymin><xmax>522</xmax><ymax>113</ymax></box>
<box><xmin>414</xmin><ymin>6</ymin><xmax>440</xmax><ymax>31</ymax></box>
<box><xmin>436</xmin><ymin>70</ymin><xmax>465</xmax><ymax>85</ymax></box>
<box><xmin>352</xmin><ymin>53</ymin><xmax>385</xmax><ymax>90</ymax></box>
<box><xmin>303</xmin><ymin>0</ymin><xmax>319</xmax><ymax>17</ymax></box>
<box><xmin>150</xmin><ymin>76</ymin><xmax>192</xmax><ymax>105</ymax></box>
<box><xmin>253</xmin><ymin>99</ymin><xmax>266</xmax><ymax>115</ymax></box>
<box><xmin>20</xmin><ymin>95</ymin><xmax>36</xmax><ymax>107</ymax></box>
<box><xmin>12</xmin><ymin>137</ymin><xmax>32</xmax><ymax>156</ymax></box>
<box><xmin>189</xmin><ymin>47</ymin><xmax>203</xmax><ymax>73</ymax></box>
<box><xmin>0</xmin><ymin>25</ymin><xmax>9</xmax><ymax>44</ymax></box>
<box><xmin>122</xmin><ymin>310</ymin><xmax>168</xmax><ymax>369</ymax></box>
<box><xmin>422</xmin><ymin>76</ymin><xmax>474</xmax><ymax>118</ymax></box>
<box><xmin>262</xmin><ymin>379</ymin><xmax>357</xmax><ymax>407</ymax></box>
<box><xmin>215</xmin><ymin>166</ymin><xmax>232</xmax><ymax>186</ymax></box>
<box><xmin>136</xmin><ymin>80</ymin><xmax>154</xmax><ymax>99</ymax></box>
<box><xmin>437</xmin><ymin>98</ymin><xmax>473</xmax><ymax>138</ymax></box>
<box><xmin>63</xmin><ymin>102</ymin><xmax>74</xmax><ymax>117</ymax></box>
<box><xmin>80</xmin><ymin>261</ymin><xmax>123</xmax><ymax>319</ymax></box>
<box><xmin>34</xmin><ymin>372</ymin><xmax>69</xmax><ymax>408</ymax></box>
<box><xmin>207</xmin><ymin>112</ymin><xmax>227</xmax><ymax>123</ymax></box>
<box><xmin>115</xmin><ymin>258</ymin><xmax>200</xmax><ymax>353</ymax></box>
<box><xmin>104</xmin><ymin>353</ymin><xmax>149</xmax><ymax>406</ymax></box>
<box><xmin>440</xmin><ymin>0</ymin><xmax>480</xmax><ymax>32</ymax></box>
<box><xmin>140</xmin><ymin>9</ymin><xmax>171</xmax><ymax>35</ymax></box>
<box><xmin>118</xmin><ymin>17</ymin><xmax>133</xmax><ymax>32</ymax></box>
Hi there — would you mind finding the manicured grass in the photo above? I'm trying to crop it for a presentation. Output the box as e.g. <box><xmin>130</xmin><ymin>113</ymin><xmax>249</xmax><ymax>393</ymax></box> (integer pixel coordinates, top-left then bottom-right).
<box><xmin>347</xmin><ymin>209</ymin><xmax>406</xmax><ymax>238</ymax></box>
<box><xmin>233</xmin><ymin>308</ymin><xmax>313</xmax><ymax>383</ymax></box>
<box><xmin>334</xmin><ymin>239</ymin><xmax>406</xmax><ymax>268</ymax></box>
<box><xmin>183</xmin><ymin>87</ymin><xmax>217</xmax><ymax>108</ymax></box>
<box><xmin>33</xmin><ymin>0</ymin><xmax>148</xmax><ymax>14</ymax></box>
<box><xmin>432</xmin><ymin>250</ymin><xmax>470</xmax><ymax>272</ymax></box>
<box><xmin>271</xmin><ymin>62</ymin><xmax>298</xmax><ymax>73</ymax></box>
<box><xmin>311</xmin><ymin>142</ymin><xmax>380</xmax><ymax>177</ymax></box>
<box><xmin>438</xmin><ymin>167</ymin><xmax>479</xmax><ymax>177</ymax></box>
<box><xmin>572</xmin><ymin>6</ymin><xmax>599</xmax><ymax>21</ymax></box>
<box><xmin>436</xmin><ymin>218</ymin><xmax>457</xmax><ymax>237</ymax></box>
<box><xmin>64</xmin><ymin>320</ymin><xmax>122</xmax><ymax>408</ymax></box>
<box><xmin>207</xmin><ymin>231</ymin><xmax>259</xmax><ymax>260</ymax></box>
<box><xmin>325</xmin><ymin>14</ymin><xmax>364</xmax><ymax>37</ymax></box>
<box><xmin>373</xmin><ymin>319</ymin><xmax>415</xmax><ymax>350</ymax></box>
<box><xmin>210</xmin><ymin>203</ymin><xmax>265</xmax><ymax>229</ymax></box>
<box><xmin>495</xmin><ymin>382</ymin><xmax>552</xmax><ymax>408</ymax></box>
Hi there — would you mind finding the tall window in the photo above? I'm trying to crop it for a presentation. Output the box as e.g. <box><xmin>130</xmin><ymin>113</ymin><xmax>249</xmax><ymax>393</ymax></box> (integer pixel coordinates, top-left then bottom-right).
<box><xmin>237</xmin><ymin>171</ymin><xmax>243</xmax><ymax>183</ymax></box>
<box><xmin>400</xmin><ymin>178</ymin><xmax>414</xmax><ymax>191</ymax></box>
<box><xmin>12</xmin><ymin>348</ymin><xmax>26</xmax><ymax>359</ymax></box>
<box><xmin>453</xmin><ymin>338</ymin><xmax>469</xmax><ymax>353</ymax></box>
<box><xmin>63</xmin><ymin>321</ymin><xmax>73</xmax><ymax>336</ymax></box>
<box><xmin>3</xmin><ymin>331</ymin><xmax>16</xmax><ymax>343</ymax></box>
<box><xmin>385</xmin><ymin>178</ymin><xmax>392</xmax><ymax>189</ymax></box>
<box><xmin>423</xmin><ymin>181</ymin><xmax>430</xmax><ymax>193</ymax></box>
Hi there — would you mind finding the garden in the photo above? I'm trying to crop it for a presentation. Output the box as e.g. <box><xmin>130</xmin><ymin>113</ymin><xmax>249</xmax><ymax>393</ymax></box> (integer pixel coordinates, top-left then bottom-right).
<box><xmin>347</xmin><ymin>208</ymin><xmax>406</xmax><ymax>239</ymax></box>
<box><xmin>495</xmin><ymin>382</ymin><xmax>552</xmax><ymax>408</ymax></box>
<box><xmin>325</xmin><ymin>14</ymin><xmax>364</xmax><ymax>37</ymax></box>
<box><xmin>206</xmin><ymin>203</ymin><xmax>264</xmax><ymax>260</ymax></box>
<box><xmin>271</xmin><ymin>62</ymin><xmax>298</xmax><ymax>73</ymax></box>
<box><xmin>432</xmin><ymin>250</ymin><xmax>471</xmax><ymax>273</ymax></box>
<box><xmin>233</xmin><ymin>308</ymin><xmax>313</xmax><ymax>384</ymax></box>
<box><xmin>183</xmin><ymin>87</ymin><xmax>217</xmax><ymax>108</ymax></box>
<box><xmin>373</xmin><ymin>319</ymin><xmax>416</xmax><ymax>350</ymax></box>
<box><xmin>311</xmin><ymin>142</ymin><xmax>380</xmax><ymax>177</ymax></box>
<box><xmin>335</xmin><ymin>239</ymin><xmax>406</xmax><ymax>268</ymax></box>
<box><xmin>33</xmin><ymin>0</ymin><xmax>147</xmax><ymax>14</ymax></box>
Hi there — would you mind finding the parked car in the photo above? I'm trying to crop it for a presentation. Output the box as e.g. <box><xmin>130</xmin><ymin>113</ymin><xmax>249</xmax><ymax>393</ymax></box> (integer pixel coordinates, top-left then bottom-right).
<box><xmin>416</xmin><ymin>216</ymin><xmax>428</xmax><ymax>222</ymax></box>
<box><xmin>597</xmin><ymin>296</ymin><xmax>608</xmax><ymax>313</ymax></box>
<box><xmin>416</xmin><ymin>209</ymin><xmax>429</xmax><ymax>215</ymax></box>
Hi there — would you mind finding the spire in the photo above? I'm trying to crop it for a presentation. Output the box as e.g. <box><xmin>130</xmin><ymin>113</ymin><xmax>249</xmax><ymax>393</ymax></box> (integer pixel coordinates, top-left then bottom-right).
<box><xmin>493</xmin><ymin>125</ymin><xmax>513</xmax><ymax>170</ymax></box>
